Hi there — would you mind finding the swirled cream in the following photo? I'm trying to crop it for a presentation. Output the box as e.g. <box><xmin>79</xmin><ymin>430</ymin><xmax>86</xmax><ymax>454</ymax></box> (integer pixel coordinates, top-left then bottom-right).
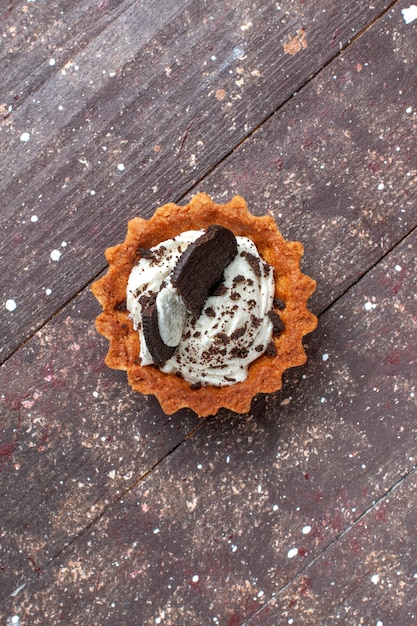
<box><xmin>126</xmin><ymin>230</ymin><xmax>275</xmax><ymax>387</ymax></box>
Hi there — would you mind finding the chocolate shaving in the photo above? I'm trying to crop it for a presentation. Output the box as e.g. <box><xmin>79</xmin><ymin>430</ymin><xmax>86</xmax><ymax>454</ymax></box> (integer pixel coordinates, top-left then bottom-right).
<box><xmin>251</xmin><ymin>315</ymin><xmax>261</xmax><ymax>328</ymax></box>
<box><xmin>115</xmin><ymin>299</ymin><xmax>127</xmax><ymax>311</ymax></box>
<box><xmin>136</xmin><ymin>247</ymin><xmax>154</xmax><ymax>259</ymax></box>
<box><xmin>240</xmin><ymin>251</ymin><xmax>261</xmax><ymax>277</ymax></box>
<box><xmin>231</xmin><ymin>326</ymin><xmax>246</xmax><ymax>340</ymax></box>
<box><xmin>211</xmin><ymin>283</ymin><xmax>228</xmax><ymax>297</ymax></box>
<box><xmin>265</xmin><ymin>341</ymin><xmax>277</xmax><ymax>357</ymax></box>
<box><xmin>268</xmin><ymin>310</ymin><xmax>285</xmax><ymax>336</ymax></box>
<box><xmin>231</xmin><ymin>346</ymin><xmax>249</xmax><ymax>359</ymax></box>
<box><xmin>215</xmin><ymin>332</ymin><xmax>230</xmax><ymax>345</ymax></box>
<box><xmin>273</xmin><ymin>297</ymin><xmax>286</xmax><ymax>310</ymax></box>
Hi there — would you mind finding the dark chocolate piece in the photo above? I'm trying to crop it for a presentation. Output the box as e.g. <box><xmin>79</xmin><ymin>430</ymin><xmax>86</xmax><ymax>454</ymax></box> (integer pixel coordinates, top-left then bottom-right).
<box><xmin>141</xmin><ymin>294</ymin><xmax>176</xmax><ymax>364</ymax></box>
<box><xmin>137</xmin><ymin>247</ymin><xmax>154</xmax><ymax>259</ymax></box>
<box><xmin>139</xmin><ymin>292</ymin><xmax>157</xmax><ymax>309</ymax></box>
<box><xmin>115</xmin><ymin>299</ymin><xmax>127</xmax><ymax>311</ymax></box>
<box><xmin>265</xmin><ymin>341</ymin><xmax>277</xmax><ymax>357</ymax></box>
<box><xmin>215</xmin><ymin>332</ymin><xmax>230</xmax><ymax>345</ymax></box>
<box><xmin>268</xmin><ymin>310</ymin><xmax>285</xmax><ymax>336</ymax></box>
<box><xmin>232</xmin><ymin>274</ymin><xmax>245</xmax><ymax>285</ymax></box>
<box><xmin>240</xmin><ymin>250</ymin><xmax>261</xmax><ymax>277</ymax></box>
<box><xmin>273</xmin><ymin>297</ymin><xmax>286</xmax><ymax>310</ymax></box>
<box><xmin>231</xmin><ymin>346</ymin><xmax>249</xmax><ymax>359</ymax></box>
<box><xmin>211</xmin><ymin>283</ymin><xmax>228</xmax><ymax>297</ymax></box>
<box><xmin>231</xmin><ymin>326</ymin><xmax>246</xmax><ymax>340</ymax></box>
<box><xmin>171</xmin><ymin>225</ymin><xmax>238</xmax><ymax>318</ymax></box>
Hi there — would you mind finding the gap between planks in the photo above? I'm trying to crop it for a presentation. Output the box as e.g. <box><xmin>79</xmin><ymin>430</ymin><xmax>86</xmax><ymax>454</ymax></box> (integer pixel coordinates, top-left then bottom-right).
<box><xmin>242</xmin><ymin>461</ymin><xmax>417</xmax><ymax>625</ymax></box>
<box><xmin>0</xmin><ymin>0</ymin><xmax>400</xmax><ymax>368</ymax></box>
<box><xmin>185</xmin><ymin>0</ymin><xmax>401</xmax><ymax>207</ymax></box>
<box><xmin>10</xmin><ymin>417</ymin><xmax>210</xmax><ymax>595</ymax></box>
<box><xmin>311</xmin><ymin>222</ymin><xmax>417</xmax><ymax>322</ymax></box>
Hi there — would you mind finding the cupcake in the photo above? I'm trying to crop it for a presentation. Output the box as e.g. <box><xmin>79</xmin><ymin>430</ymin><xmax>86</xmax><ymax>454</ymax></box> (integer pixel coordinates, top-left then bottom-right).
<box><xmin>91</xmin><ymin>193</ymin><xmax>317</xmax><ymax>416</ymax></box>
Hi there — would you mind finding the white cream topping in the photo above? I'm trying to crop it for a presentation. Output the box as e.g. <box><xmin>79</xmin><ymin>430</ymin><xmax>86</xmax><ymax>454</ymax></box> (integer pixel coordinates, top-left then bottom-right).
<box><xmin>126</xmin><ymin>230</ymin><xmax>275</xmax><ymax>387</ymax></box>
<box><xmin>155</xmin><ymin>281</ymin><xmax>187</xmax><ymax>347</ymax></box>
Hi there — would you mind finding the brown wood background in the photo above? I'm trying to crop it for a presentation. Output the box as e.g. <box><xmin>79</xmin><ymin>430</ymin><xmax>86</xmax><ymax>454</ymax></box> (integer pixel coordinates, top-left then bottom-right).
<box><xmin>1</xmin><ymin>0</ymin><xmax>416</xmax><ymax>624</ymax></box>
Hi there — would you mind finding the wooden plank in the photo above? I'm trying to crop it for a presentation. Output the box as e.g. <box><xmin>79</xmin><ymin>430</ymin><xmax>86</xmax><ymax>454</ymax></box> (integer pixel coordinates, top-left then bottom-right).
<box><xmin>191</xmin><ymin>0</ymin><xmax>417</xmax><ymax>313</ymax></box>
<box><xmin>0</xmin><ymin>0</ymin><xmax>140</xmax><ymax>101</ymax></box>
<box><xmin>4</xmin><ymin>227</ymin><xmax>416</xmax><ymax>623</ymax></box>
<box><xmin>245</xmin><ymin>469</ymin><xmax>417</xmax><ymax>625</ymax></box>
<box><xmin>0</xmin><ymin>0</ymin><xmax>396</xmax><ymax>361</ymax></box>
<box><xmin>0</xmin><ymin>288</ymin><xmax>199</xmax><ymax>602</ymax></box>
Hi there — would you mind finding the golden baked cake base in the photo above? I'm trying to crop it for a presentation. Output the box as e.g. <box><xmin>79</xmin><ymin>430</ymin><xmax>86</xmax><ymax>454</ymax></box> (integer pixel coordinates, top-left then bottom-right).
<box><xmin>91</xmin><ymin>193</ymin><xmax>317</xmax><ymax>416</ymax></box>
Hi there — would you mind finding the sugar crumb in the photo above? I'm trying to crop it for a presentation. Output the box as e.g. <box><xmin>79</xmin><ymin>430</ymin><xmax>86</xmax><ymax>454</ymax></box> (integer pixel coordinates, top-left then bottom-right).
<box><xmin>5</xmin><ymin>299</ymin><xmax>17</xmax><ymax>312</ymax></box>
<box><xmin>50</xmin><ymin>249</ymin><xmax>62</xmax><ymax>262</ymax></box>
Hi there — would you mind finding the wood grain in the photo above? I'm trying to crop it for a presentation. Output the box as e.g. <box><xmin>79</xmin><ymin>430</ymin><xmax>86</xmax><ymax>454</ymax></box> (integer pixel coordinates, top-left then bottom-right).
<box><xmin>6</xmin><ymin>228</ymin><xmax>416</xmax><ymax>624</ymax></box>
<box><xmin>0</xmin><ymin>0</ymin><xmax>396</xmax><ymax>362</ymax></box>
<box><xmin>246</xmin><ymin>469</ymin><xmax>417</xmax><ymax>625</ymax></box>
<box><xmin>190</xmin><ymin>0</ymin><xmax>417</xmax><ymax>312</ymax></box>
<box><xmin>0</xmin><ymin>288</ymin><xmax>199</xmax><ymax>601</ymax></box>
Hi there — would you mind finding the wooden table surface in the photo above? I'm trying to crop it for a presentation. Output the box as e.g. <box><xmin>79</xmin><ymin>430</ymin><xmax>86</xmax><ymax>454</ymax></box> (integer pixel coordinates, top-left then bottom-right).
<box><xmin>1</xmin><ymin>1</ymin><xmax>416</xmax><ymax>624</ymax></box>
